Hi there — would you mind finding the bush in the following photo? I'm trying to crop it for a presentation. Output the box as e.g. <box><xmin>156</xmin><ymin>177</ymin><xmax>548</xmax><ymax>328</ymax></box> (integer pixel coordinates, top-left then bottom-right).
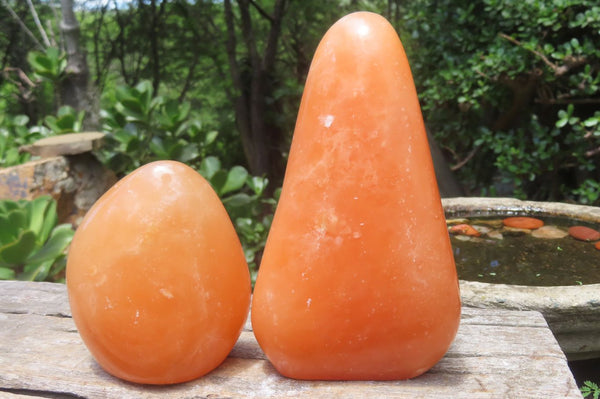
<box><xmin>98</xmin><ymin>81</ymin><xmax>275</xmax><ymax>281</ymax></box>
<box><xmin>98</xmin><ymin>80</ymin><xmax>217</xmax><ymax>175</ymax></box>
<box><xmin>401</xmin><ymin>0</ymin><xmax>600</xmax><ymax>203</ymax></box>
<box><xmin>0</xmin><ymin>114</ymin><xmax>48</xmax><ymax>168</ymax></box>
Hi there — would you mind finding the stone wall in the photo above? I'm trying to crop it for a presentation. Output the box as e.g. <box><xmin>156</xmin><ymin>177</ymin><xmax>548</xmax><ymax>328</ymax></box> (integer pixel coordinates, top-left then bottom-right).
<box><xmin>0</xmin><ymin>154</ymin><xmax>116</xmax><ymax>226</ymax></box>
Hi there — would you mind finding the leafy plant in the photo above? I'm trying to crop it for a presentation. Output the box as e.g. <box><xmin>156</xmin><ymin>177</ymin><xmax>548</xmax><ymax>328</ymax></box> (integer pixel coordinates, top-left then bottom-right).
<box><xmin>0</xmin><ymin>196</ymin><xmax>74</xmax><ymax>282</ymax></box>
<box><xmin>27</xmin><ymin>47</ymin><xmax>67</xmax><ymax>83</ymax></box>
<box><xmin>400</xmin><ymin>0</ymin><xmax>600</xmax><ymax>202</ymax></box>
<box><xmin>44</xmin><ymin>105</ymin><xmax>85</xmax><ymax>134</ymax></box>
<box><xmin>0</xmin><ymin>114</ymin><xmax>49</xmax><ymax>167</ymax></box>
<box><xmin>99</xmin><ymin>80</ymin><xmax>217</xmax><ymax>175</ymax></box>
<box><xmin>197</xmin><ymin>156</ymin><xmax>276</xmax><ymax>282</ymax></box>
<box><xmin>581</xmin><ymin>380</ymin><xmax>600</xmax><ymax>399</ymax></box>
<box><xmin>570</xmin><ymin>179</ymin><xmax>600</xmax><ymax>205</ymax></box>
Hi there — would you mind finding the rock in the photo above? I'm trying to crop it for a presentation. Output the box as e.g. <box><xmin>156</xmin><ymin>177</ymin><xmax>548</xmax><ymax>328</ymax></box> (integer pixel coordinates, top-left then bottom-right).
<box><xmin>531</xmin><ymin>225</ymin><xmax>569</xmax><ymax>239</ymax></box>
<box><xmin>472</xmin><ymin>225</ymin><xmax>491</xmax><ymax>235</ymax></box>
<box><xmin>503</xmin><ymin>216</ymin><xmax>544</xmax><ymax>230</ymax></box>
<box><xmin>595</xmin><ymin>242</ymin><xmax>600</xmax><ymax>251</ymax></box>
<box><xmin>454</xmin><ymin>235</ymin><xmax>472</xmax><ymax>241</ymax></box>
<box><xmin>449</xmin><ymin>224</ymin><xmax>481</xmax><ymax>237</ymax></box>
<box><xmin>486</xmin><ymin>230</ymin><xmax>504</xmax><ymax>240</ymax></box>
<box><xmin>568</xmin><ymin>226</ymin><xmax>600</xmax><ymax>242</ymax></box>
<box><xmin>502</xmin><ymin>226</ymin><xmax>532</xmax><ymax>236</ymax></box>
<box><xmin>0</xmin><ymin>154</ymin><xmax>116</xmax><ymax>227</ymax></box>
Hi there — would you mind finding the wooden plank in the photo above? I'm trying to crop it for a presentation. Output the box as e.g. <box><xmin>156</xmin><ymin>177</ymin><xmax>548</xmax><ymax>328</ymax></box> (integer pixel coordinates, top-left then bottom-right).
<box><xmin>19</xmin><ymin>132</ymin><xmax>106</xmax><ymax>157</ymax></box>
<box><xmin>0</xmin><ymin>281</ymin><xmax>582</xmax><ymax>398</ymax></box>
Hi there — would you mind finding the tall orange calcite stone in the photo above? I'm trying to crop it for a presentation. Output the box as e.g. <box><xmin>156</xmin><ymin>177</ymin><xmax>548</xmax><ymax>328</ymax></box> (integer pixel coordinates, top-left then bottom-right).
<box><xmin>251</xmin><ymin>12</ymin><xmax>461</xmax><ymax>380</ymax></box>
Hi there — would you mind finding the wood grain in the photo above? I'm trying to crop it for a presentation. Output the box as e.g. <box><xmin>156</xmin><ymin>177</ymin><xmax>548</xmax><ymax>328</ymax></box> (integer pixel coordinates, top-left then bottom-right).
<box><xmin>0</xmin><ymin>281</ymin><xmax>582</xmax><ymax>398</ymax></box>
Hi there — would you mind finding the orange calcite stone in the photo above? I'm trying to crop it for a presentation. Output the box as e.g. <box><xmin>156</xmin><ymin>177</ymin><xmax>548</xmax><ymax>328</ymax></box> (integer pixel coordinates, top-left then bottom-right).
<box><xmin>502</xmin><ymin>217</ymin><xmax>544</xmax><ymax>230</ymax></box>
<box><xmin>67</xmin><ymin>161</ymin><xmax>251</xmax><ymax>384</ymax></box>
<box><xmin>251</xmin><ymin>12</ymin><xmax>461</xmax><ymax>380</ymax></box>
<box><xmin>595</xmin><ymin>241</ymin><xmax>600</xmax><ymax>251</ymax></box>
<box><xmin>449</xmin><ymin>223</ymin><xmax>481</xmax><ymax>237</ymax></box>
<box><xmin>568</xmin><ymin>226</ymin><xmax>600</xmax><ymax>242</ymax></box>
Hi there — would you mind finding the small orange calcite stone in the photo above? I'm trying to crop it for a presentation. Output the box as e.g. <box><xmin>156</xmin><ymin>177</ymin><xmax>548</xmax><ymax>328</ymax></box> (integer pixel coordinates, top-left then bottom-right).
<box><xmin>251</xmin><ymin>12</ymin><xmax>460</xmax><ymax>381</ymax></box>
<box><xmin>502</xmin><ymin>217</ymin><xmax>544</xmax><ymax>230</ymax></box>
<box><xmin>568</xmin><ymin>226</ymin><xmax>600</xmax><ymax>242</ymax></box>
<box><xmin>67</xmin><ymin>161</ymin><xmax>251</xmax><ymax>384</ymax></box>
<box><xmin>594</xmin><ymin>241</ymin><xmax>600</xmax><ymax>251</ymax></box>
<box><xmin>449</xmin><ymin>224</ymin><xmax>481</xmax><ymax>237</ymax></box>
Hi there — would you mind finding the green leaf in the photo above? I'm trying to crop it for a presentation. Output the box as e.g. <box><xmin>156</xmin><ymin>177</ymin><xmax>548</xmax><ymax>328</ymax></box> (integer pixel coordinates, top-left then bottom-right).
<box><xmin>199</xmin><ymin>156</ymin><xmax>221</xmax><ymax>180</ymax></box>
<box><xmin>220</xmin><ymin>166</ymin><xmax>249</xmax><ymax>195</ymax></box>
<box><xmin>119</xmin><ymin>98</ymin><xmax>146</xmax><ymax>122</ymax></box>
<box><xmin>178</xmin><ymin>143</ymin><xmax>200</xmax><ymax>163</ymax></box>
<box><xmin>204</xmin><ymin>130</ymin><xmax>218</xmax><ymax>145</ymax></box>
<box><xmin>113</xmin><ymin>129</ymin><xmax>135</xmax><ymax>145</ymax></box>
<box><xmin>0</xmin><ymin>230</ymin><xmax>36</xmax><ymax>264</ymax></box>
<box><xmin>149</xmin><ymin>137</ymin><xmax>169</xmax><ymax>159</ymax></box>
<box><xmin>20</xmin><ymin>259</ymin><xmax>54</xmax><ymax>282</ymax></box>
<box><xmin>48</xmin><ymin>254</ymin><xmax>67</xmax><ymax>280</ymax></box>
<box><xmin>7</xmin><ymin>208</ymin><xmax>28</xmax><ymax>234</ymax></box>
<box><xmin>580</xmin><ymin>380</ymin><xmax>600</xmax><ymax>399</ymax></box>
<box><xmin>13</xmin><ymin>115</ymin><xmax>29</xmax><ymax>127</ymax></box>
<box><xmin>125</xmin><ymin>137</ymin><xmax>142</xmax><ymax>153</ymax></box>
<box><xmin>210</xmin><ymin>170</ymin><xmax>228</xmax><ymax>195</ymax></box>
<box><xmin>556</xmin><ymin>117</ymin><xmax>568</xmax><ymax>128</ymax></box>
<box><xmin>0</xmin><ymin>267</ymin><xmax>15</xmax><ymax>280</ymax></box>
<box><xmin>0</xmin><ymin>215</ymin><xmax>15</xmax><ymax>244</ymax></box>
<box><xmin>115</xmin><ymin>85</ymin><xmax>133</xmax><ymax>101</ymax></box>
<box><xmin>27</xmin><ymin>196</ymin><xmax>52</xmax><ymax>239</ymax></box>
<box><xmin>247</xmin><ymin>176</ymin><xmax>268</xmax><ymax>196</ymax></box>
<box><xmin>135</xmin><ymin>80</ymin><xmax>154</xmax><ymax>113</ymax></box>
<box><xmin>56</xmin><ymin>113</ymin><xmax>76</xmax><ymax>131</ymax></box>
<box><xmin>26</xmin><ymin>224</ymin><xmax>74</xmax><ymax>265</ymax></box>
<box><xmin>44</xmin><ymin>116</ymin><xmax>61</xmax><ymax>133</ymax></box>
<box><xmin>222</xmin><ymin>193</ymin><xmax>254</xmax><ymax>208</ymax></box>
<box><xmin>37</xmin><ymin>200</ymin><xmax>58</xmax><ymax>246</ymax></box>
<box><xmin>0</xmin><ymin>199</ymin><xmax>19</xmax><ymax>214</ymax></box>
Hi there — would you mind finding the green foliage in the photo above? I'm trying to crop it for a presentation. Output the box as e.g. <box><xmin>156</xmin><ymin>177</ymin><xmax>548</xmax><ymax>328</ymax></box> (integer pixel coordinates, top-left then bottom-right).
<box><xmin>0</xmin><ymin>114</ymin><xmax>49</xmax><ymax>167</ymax></box>
<box><xmin>99</xmin><ymin>80</ymin><xmax>217</xmax><ymax>175</ymax></box>
<box><xmin>0</xmin><ymin>196</ymin><xmax>74</xmax><ymax>282</ymax></box>
<box><xmin>581</xmin><ymin>380</ymin><xmax>600</xmax><ymax>399</ymax></box>
<box><xmin>27</xmin><ymin>47</ymin><xmax>66</xmax><ymax>83</ymax></box>
<box><xmin>401</xmin><ymin>0</ymin><xmax>600</xmax><ymax>202</ymax></box>
<box><xmin>198</xmin><ymin>156</ymin><xmax>276</xmax><ymax>282</ymax></box>
<box><xmin>44</xmin><ymin>106</ymin><xmax>85</xmax><ymax>134</ymax></box>
<box><xmin>571</xmin><ymin>179</ymin><xmax>600</xmax><ymax>205</ymax></box>
<box><xmin>97</xmin><ymin>80</ymin><xmax>275</xmax><ymax>280</ymax></box>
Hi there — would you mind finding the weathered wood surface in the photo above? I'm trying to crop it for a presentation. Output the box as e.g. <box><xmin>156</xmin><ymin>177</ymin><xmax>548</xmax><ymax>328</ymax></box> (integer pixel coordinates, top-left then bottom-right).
<box><xmin>0</xmin><ymin>281</ymin><xmax>581</xmax><ymax>398</ymax></box>
<box><xmin>19</xmin><ymin>132</ymin><xmax>106</xmax><ymax>157</ymax></box>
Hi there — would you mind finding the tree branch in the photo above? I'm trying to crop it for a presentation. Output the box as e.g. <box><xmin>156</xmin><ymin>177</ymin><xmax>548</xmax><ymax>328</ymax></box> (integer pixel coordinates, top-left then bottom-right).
<box><xmin>451</xmin><ymin>144</ymin><xmax>481</xmax><ymax>171</ymax></box>
<box><xmin>585</xmin><ymin>146</ymin><xmax>600</xmax><ymax>158</ymax></box>
<box><xmin>238</xmin><ymin>0</ymin><xmax>260</xmax><ymax>71</ymax></box>
<box><xmin>248</xmin><ymin>0</ymin><xmax>273</xmax><ymax>23</ymax></box>
<box><xmin>223</xmin><ymin>0</ymin><xmax>243</xmax><ymax>93</ymax></box>
<box><xmin>499</xmin><ymin>32</ymin><xmax>586</xmax><ymax>77</ymax></box>
<box><xmin>26</xmin><ymin>0</ymin><xmax>51</xmax><ymax>48</ymax></box>
<box><xmin>1</xmin><ymin>0</ymin><xmax>45</xmax><ymax>50</ymax></box>
<box><xmin>262</xmin><ymin>0</ymin><xmax>286</xmax><ymax>72</ymax></box>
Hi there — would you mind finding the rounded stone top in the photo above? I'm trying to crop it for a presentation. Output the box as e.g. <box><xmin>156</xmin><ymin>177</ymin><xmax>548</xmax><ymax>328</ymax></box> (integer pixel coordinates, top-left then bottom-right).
<box><xmin>20</xmin><ymin>132</ymin><xmax>106</xmax><ymax>157</ymax></box>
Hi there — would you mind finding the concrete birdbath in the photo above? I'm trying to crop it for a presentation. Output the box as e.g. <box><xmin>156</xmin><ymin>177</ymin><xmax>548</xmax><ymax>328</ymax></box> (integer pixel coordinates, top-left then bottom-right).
<box><xmin>443</xmin><ymin>197</ymin><xmax>600</xmax><ymax>361</ymax></box>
